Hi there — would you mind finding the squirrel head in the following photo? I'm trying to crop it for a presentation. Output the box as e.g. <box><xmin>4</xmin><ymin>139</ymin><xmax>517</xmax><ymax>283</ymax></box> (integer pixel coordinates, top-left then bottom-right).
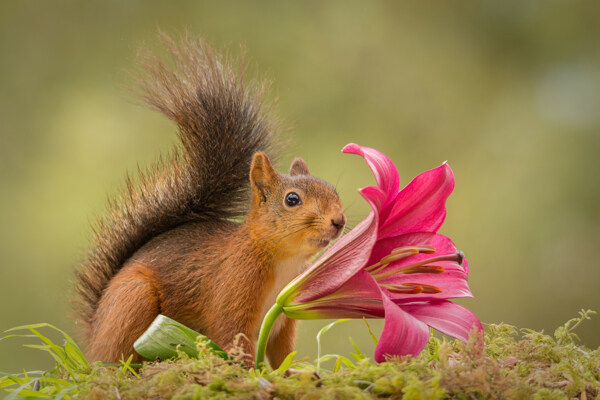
<box><xmin>247</xmin><ymin>152</ymin><xmax>346</xmax><ymax>260</ymax></box>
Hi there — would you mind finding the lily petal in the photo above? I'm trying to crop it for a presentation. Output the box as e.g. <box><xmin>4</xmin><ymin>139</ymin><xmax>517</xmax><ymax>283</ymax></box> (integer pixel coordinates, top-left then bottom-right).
<box><xmin>283</xmin><ymin>270</ymin><xmax>385</xmax><ymax>319</ymax></box>
<box><xmin>343</xmin><ymin>143</ymin><xmax>399</xmax><ymax>208</ymax></box>
<box><xmin>375</xmin><ymin>295</ymin><xmax>430</xmax><ymax>362</ymax></box>
<box><xmin>379</xmin><ymin>163</ymin><xmax>454</xmax><ymax>239</ymax></box>
<box><xmin>401</xmin><ymin>301</ymin><xmax>483</xmax><ymax>342</ymax></box>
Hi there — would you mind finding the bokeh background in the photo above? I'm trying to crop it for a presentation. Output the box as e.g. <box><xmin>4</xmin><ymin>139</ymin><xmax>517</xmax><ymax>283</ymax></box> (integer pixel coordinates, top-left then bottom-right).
<box><xmin>1</xmin><ymin>1</ymin><xmax>599</xmax><ymax>374</ymax></box>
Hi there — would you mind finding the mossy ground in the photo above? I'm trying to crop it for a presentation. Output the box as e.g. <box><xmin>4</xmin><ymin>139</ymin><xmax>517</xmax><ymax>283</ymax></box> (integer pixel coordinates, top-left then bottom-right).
<box><xmin>2</xmin><ymin>311</ymin><xmax>599</xmax><ymax>399</ymax></box>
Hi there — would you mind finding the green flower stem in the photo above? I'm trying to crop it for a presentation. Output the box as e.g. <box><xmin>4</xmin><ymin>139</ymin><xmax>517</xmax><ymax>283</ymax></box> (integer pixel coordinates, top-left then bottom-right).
<box><xmin>255</xmin><ymin>303</ymin><xmax>284</xmax><ymax>369</ymax></box>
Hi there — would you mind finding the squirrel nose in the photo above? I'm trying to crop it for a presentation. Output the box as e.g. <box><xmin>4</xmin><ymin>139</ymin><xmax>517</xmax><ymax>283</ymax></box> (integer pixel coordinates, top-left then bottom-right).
<box><xmin>331</xmin><ymin>214</ymin><xmax>346</xmax><ymax>232</ymax></box>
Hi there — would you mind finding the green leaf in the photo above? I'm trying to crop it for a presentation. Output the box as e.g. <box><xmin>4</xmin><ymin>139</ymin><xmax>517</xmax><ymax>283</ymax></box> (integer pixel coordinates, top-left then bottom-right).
<box><xmin>271</xmin><ymin>351</ymin><xmax>297</xmax><ymax>375</ymax></box>
<box><xmin>133</xmin><ymin>314</ymin><xmax>228</xmax><ymax>361</ymax></box>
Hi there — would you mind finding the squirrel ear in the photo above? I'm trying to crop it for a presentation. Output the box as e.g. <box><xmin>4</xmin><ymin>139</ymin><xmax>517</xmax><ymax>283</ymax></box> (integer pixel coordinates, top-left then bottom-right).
<box><xmin>250</xmin><ymin>152</ymin><xmax>279</xmax><ymax>202</ymax></box>
<box><xmin>289</xmin><ymin>158</ymin><xmax>310</xmax><ymax>176</ymax></box>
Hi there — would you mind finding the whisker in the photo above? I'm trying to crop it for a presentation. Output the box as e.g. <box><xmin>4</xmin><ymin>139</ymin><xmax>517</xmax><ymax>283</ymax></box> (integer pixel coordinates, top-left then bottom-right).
<box><xmin>253</xmin><ymin>227</ymin><xmax>315</xmax><ymax>260</ymax></box>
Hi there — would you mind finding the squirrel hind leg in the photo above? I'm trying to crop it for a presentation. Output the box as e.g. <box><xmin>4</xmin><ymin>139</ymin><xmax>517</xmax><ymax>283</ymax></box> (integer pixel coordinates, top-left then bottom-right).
<box><xmin>266</xmin><ymin>317</ymin><xmax>298</xmax><ymax>369</ymax></box>
<box><xmin>86</xmin><ymin>263</ymin><xmax>161</xmax><ymax>363</ymax></box>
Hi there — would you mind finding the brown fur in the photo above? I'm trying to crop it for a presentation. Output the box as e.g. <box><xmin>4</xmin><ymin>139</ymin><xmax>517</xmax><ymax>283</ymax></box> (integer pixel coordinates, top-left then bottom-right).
<box><xmin>266</xmin><ymin>317</ymin><xmax>298</xmax><ymax>368</ymax></box>
<box><xmin>76</xmin><ymin>33</ymin><xmax>345</xmax><ymax>368</ymax></box>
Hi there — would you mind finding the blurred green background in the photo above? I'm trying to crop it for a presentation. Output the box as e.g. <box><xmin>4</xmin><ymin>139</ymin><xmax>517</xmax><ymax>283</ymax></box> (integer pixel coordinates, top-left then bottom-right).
<box><xmin>1</xmin><ymin>1</ymin><xmax>599</xmax><ymax>374</ymax></box>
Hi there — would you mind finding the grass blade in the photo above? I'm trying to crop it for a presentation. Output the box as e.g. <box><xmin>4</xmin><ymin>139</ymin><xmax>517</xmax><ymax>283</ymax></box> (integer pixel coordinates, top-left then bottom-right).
<box><xmin>333</xmin><ymin>356</ymin><xmax>343</xmax><ymax>373</ymax></box>
<box><xmin>348</xmin><ymin>336</ymin><xmax>365</xmax><ymax>361</ymax></box>
<box><xmin>0</xmin><ymin>335</ymin><xmax>39</xmax><ymax>341</ymax></box>
<box><xmin>271</xmin><ymin>351</ymin><xmax>297</xmax><ymax>374</ymax></box>
<box><xmin>120</xmin><ymin>354</ymin><xmax>140</xmax><ymax>378</ymax></box>
<box><xmin>316</xmin><ymin>319</ymin><xmax>350</xmax><ymax>373</ymax></box>
<box><xmin>53</xmin><ymin>384</ymin><xmax>79</xmax><ymax>400</ymax></box>
<box><xmin>362</xmin><ymin>317</ymin><xmax>378</xmax><ymax>345</ymax></box>
<box><xmin>4</xmin><ymin>378</ymin><xmax>42</xmax><ymax>400</ymax></box>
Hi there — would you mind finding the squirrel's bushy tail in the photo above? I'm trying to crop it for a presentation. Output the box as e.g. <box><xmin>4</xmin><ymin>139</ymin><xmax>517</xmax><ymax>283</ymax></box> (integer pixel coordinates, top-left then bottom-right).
<box><xmin>75</xmin><ymin>32</ymin><xmax>281</xmax><ymax>336</ymax></box>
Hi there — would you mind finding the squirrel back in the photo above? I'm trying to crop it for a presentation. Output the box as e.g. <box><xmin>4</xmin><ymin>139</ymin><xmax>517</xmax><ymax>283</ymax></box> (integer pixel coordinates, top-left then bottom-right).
<box><xmin>75</xmin><ymin>33</ymin><xmax>281</xmax><ymax>339</ymax></box>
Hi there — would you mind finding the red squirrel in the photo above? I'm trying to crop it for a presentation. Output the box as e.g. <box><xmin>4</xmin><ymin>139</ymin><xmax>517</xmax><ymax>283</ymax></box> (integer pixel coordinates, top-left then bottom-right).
<box><xmin>74</xmin><ymin>33</ymin><xmax>346</xmax><ymax>368</ymax></box>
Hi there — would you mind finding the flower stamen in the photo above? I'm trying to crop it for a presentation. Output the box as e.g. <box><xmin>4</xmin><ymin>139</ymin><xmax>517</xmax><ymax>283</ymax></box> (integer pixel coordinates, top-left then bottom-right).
<box><xmin>380</xmin><ymin>283</ymin><xmax>442</xmax><ymax>294</ymax></box>
<box><xmin>371</xmin><ymin>252</ymin><xmax>464</xmax><ymax>280</ymax></box>
<box><xmin>401</xmin><ymin>264</ymin><xmax>445</xmax><ymax>274</ymax></box>
<box><xmin>365</xmin><ymin>246</ymin><xmax>436</xmax><ymax>273</ymax></box>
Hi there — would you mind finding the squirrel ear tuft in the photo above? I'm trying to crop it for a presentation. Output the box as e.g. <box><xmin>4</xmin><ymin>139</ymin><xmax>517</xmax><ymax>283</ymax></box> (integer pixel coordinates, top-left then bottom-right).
<box><xmin>289</xmin><ymin>158</ymin><xmax>310</xmax><ymax>176</ymax></box>
<box><xmin>250</xmin><ymin>152</ymin><xmax>279</xmax><ymax>202</ymax></box>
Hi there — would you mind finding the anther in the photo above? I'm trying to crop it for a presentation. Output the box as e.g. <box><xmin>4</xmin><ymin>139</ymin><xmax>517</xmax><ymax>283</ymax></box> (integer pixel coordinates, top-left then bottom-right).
<box><xmin>401</xmin><ymin>264</ymin><xmax>445</xmax><ymax>274</ymax></box>
<box><xmin>380</xmin><ymin>283</ymin><xmax>423</xmax><ymax>294</ymax></box>
<box><xmin>420</xmin><ymin>284</ymin><xmax>442</xmax><ymax>294</ymax></box>
<box><xmin>371</xmin><ymin>251</ymin><xmax>463</xmax><ymax>280</ymax></box>
<box><xmin>365</xmin><ymin>245</ymin><xmax>437</xmax><ymax>272</ymax></box>
<box><xmin>380</xmin><ymin>283</ymin><xmax>442</xmax><ymax>294</ymax></box>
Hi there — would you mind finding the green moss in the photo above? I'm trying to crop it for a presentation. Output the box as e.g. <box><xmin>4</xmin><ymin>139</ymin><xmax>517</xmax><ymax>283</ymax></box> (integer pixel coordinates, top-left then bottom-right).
<box><xmin>1</xmin><ymin>310</ymin><xmax>599</xmax><ymax>399</ymax></box>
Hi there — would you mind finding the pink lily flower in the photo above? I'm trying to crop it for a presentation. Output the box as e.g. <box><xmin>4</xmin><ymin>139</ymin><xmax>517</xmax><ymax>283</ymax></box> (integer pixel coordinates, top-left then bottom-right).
<box><xmin>256</xmin><ymin>144</ymin><xmax>481</xmax><ymax>366</ymax></box>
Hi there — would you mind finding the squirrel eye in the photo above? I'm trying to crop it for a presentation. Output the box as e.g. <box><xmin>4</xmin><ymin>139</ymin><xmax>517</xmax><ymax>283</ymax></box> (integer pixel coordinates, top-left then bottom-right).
<box><xmin>285</xmin><ymin>192</ymin><xmax>301</xmax><ymax>207</ymax></box>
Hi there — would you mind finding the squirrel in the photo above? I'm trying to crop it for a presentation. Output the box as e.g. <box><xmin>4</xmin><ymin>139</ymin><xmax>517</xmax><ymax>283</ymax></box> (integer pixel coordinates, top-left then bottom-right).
<box><xmin>74</xmin><ymin>33</ymin><xmax>346</xmax><ymax>369</ymax></box>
